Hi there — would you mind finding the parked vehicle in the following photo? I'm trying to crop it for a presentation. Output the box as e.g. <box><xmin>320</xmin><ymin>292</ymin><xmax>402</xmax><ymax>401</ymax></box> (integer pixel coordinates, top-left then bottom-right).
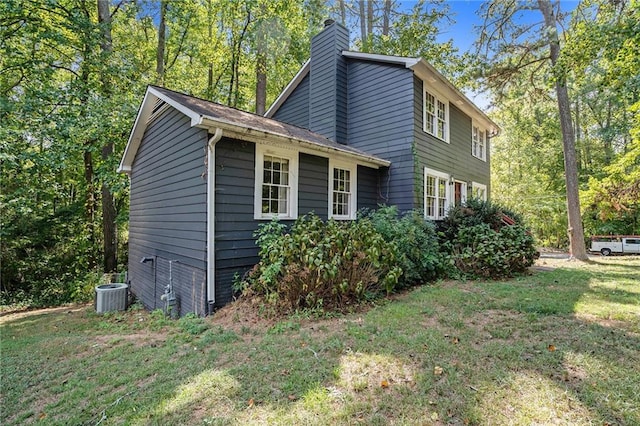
<box><xmin>589</xmin><ymin>235</ymin><xmax>640</xmax><ymax>256</ymax></box>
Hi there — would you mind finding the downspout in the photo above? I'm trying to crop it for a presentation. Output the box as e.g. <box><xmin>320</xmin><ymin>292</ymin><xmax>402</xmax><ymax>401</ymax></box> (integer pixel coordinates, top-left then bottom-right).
<box><xmin>207</xmin><ymin>128</ymin><xmax>223</xmax><ymax>314</ymax></box>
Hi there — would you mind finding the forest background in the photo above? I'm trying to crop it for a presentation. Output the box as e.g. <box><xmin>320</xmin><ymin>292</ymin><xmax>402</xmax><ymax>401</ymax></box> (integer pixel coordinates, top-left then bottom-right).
<box><xmin>1</xmin><ymin>0</ymin><xmax>638</xmax><ymax>307</ymax></box>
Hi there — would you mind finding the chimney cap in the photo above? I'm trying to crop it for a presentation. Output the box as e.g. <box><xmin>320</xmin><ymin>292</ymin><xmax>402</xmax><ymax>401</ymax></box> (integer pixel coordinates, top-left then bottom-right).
<box><xmin>324</xmin><ymin>19</ymin><xmax>335</xmax><ymax>27</ymax></box>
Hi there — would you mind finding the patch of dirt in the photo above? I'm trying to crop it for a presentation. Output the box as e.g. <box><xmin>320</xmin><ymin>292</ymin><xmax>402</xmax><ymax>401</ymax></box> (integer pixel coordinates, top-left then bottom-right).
<box><xmin>0</xmin><ymin>303</ymin><xmax>90</xmax><ymax>324</ymax></box>
<box><xmin>92</xmin><ymin>332</ymin><xmax>168</xmax><ymax>349</ymax></box>
<box><xmin>207</xmin><ymin>295</ymin><xmax>385</xmax><ymax>339</ymax></box>
<box><xmin>463</xmin><ymin>310</ymin><xmax>532</xmax><ymax>350</ymax></box>
<box><xmin>337</xmin><ymin>351</ymin><xmax>417</xmax><ymax>393</ymax></box>
<box><xmin>561</xmin><ymin>362</ymin><xmax>588</xmax><ymax>384</ymax></box>
<box><xmin>529</xmin><ymin>265</ymin><xmax>557</xmax><ymax>272</ymax></box>
<box><xmin>208</xmin><ymin>296</ymin><xmax>278</xmax><ymax>336</ymax></box>
<box><xmin>466</xmin><ymin>309</ymin><xmax>526</xmax><ymax>329</ymax></box>
<box><xmin>574</xmin><ymin>312</ymin><xmax>640</xmax><ymax>337</ymax></box>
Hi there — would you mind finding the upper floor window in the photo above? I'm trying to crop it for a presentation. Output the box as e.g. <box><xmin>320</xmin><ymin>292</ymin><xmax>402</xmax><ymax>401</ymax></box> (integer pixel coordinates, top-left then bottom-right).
<box><xmin>329</xmin><ymin>160</ymin><xmax>357</xmax><ymax>220</ymax></box>
<box><xmin>424</xmin><ymin>167</ymin><xmax>450</xmax><ymax>220</ymax></box>
<box><xmin>424</xmin><ymin>89</ymin><xmax>449</xmax><ymax>142</ymax></box>
<box><xmin>472</xmin><ymin>124</ymin><xmax>486</xmax><ymax>161</ymax></box>
<box><xmin>254</xmin><ymin>145</ymin><xmax>298</xmax><ymax>220</ymax></box>
<box><xmin>471</xmin><ymin>182</ymin><xmax>487</xmax><ymax>201</ymax></box>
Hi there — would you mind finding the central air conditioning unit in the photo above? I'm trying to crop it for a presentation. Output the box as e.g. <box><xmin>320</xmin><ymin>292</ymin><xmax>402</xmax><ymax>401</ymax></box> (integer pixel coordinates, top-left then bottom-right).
<box><xmin>95</xmin><ymin>283</ymin><xmax>128</xmax><ymax>313</ymax></box>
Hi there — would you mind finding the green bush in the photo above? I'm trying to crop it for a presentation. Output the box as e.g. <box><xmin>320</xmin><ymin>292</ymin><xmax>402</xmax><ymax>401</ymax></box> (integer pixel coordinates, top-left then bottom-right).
<box><xmin>242</xmin><ymin>213</ymin><xmax>402</xmax><ymax>313</ymax></box>
<box><xmin>442</xmin><ymin>200</ymin><xmax>538</xmax><ymax>279</ymax></box>
<box><xmin>0</xmin><ymin>203</ymin><xmax>95</xmax><ymax>307</ymax></box>
<box><xmin>451</xmin><ymin>224</ymin><xmax>537</xmax><ymax>278</ymax></box>
<box><xmin>363</xmin><ymin>206</ymin><xmax>448</xmax><ymax>287</ymax></box>
<box><xmin>438</xmin><ymin>197</ymin><xmax>524</xmax><ymax>241</ymax></box>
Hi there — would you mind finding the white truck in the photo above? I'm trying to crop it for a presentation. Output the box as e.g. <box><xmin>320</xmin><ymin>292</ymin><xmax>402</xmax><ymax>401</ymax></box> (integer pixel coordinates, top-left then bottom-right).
<box><xmin>589</xmin><ymin>235</ymin><xmax>640</xmax><ymax>256</ymax></box>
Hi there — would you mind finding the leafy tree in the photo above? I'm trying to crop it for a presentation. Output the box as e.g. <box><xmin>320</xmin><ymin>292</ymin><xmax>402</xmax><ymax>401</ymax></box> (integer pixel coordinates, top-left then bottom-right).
<box><xmin>327</xmin><ymin>0</ymin><xmax>464</xmax><ymax>82</ymax></box>
<box><xmin>487</xmin><ymin>0</ymin><xmax>639</xmax><ymax>245</ymax></box>
<box><xmin>582</xmin><ymin>103</ymin><xmax>640</xmax><ymax>235</ymax></box>
<box><xmin>1</xmin><ymin>0</ymin><xmax>142</xmax><ymax>300</ymax></box>
<box><xmin>476</xmin><ymin>0</ymin><xmax>588</xmax><ymax>259</ymax></box>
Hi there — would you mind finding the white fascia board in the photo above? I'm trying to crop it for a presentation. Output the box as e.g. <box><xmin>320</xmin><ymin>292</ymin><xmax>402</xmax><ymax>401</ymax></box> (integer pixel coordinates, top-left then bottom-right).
<box><xmin>341</xmin><ymin>50</ymin><xmax>419</xmax><ymax>68</ymax></box>
<box><xmin>147</xmin><ymin>86</ymin><xmax>203</xmax><ymax>127</ymax></box>
<box><xmin>199</xmin><ymin>117</ymin><xmax>390</xmax><ymax>169</ymax></box>
<box><xmin>118</xmin><ymin>86</ymin><xmax>206</xmax><ymax>174</ymax></box>
<box><xmin>264</xmin><ymin>59</ymin><xmax>310</xmax><ymax>118</ymax></box>
<box><xmin>411</xmin><ymin>60</ymin><xmax>500</xmax><ymax>136</ymax></box>
<box><xmin>118</xmin><ymin>89</ymin><xmax>157</xmax><ymax>174</ymax></box>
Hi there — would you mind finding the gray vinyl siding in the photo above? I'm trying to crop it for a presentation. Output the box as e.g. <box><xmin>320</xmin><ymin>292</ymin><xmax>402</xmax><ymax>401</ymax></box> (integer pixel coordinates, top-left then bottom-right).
<box><xmin>213</xmin><ymin>141</ymin><xmax>335</xmax><ymax>307</ymax></box>
<box><xmin>413</xmin><ymin>76</ymin><xmax>491</xmax><ymax>205</ymax></box>
<box><xmin>214</xmin><ymin>138</ymin><xmax>256</xmax><ymax>307</ymax></box>
<box><xmin>299</xmin><ymin>153</ymin><xmax>329</xmax><ymax>219</ymax></box>
<box><xmin>347</xmin><ymin>60</ymin><xmax>415</xmax><ymax>211</ymax></box>
<box><xmin>272</xmin><ymin>73</ymin><xmax>310</xmax><ymax>128</ymax></box>
<box><xmin>128</xmin><ymin>106</ymin><xmax>208</xmax><ymax>315</ymax></box>
<box><xmin>357</xmin><ymin>165</ymin><xmax>381</xmax><ymax>210</ymax></box>
<box><xmin>309</xmin><ymin>23</ymin><xmax>349</xmax><ymax>143</ymax></box>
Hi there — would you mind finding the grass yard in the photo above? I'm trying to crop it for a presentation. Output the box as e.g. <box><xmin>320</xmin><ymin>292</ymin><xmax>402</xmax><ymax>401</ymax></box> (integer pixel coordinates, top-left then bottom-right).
<box><xmin>1</xmin><ymin>256</ymin><xmax>639</xmax><ymax>425</ymax></box>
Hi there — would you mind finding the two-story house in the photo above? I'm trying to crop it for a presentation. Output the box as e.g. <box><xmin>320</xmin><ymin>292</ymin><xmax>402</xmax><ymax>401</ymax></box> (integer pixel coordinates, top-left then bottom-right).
<box><xmin>119</xmin><ymin>20</ymin><xmax>498</xmax><ymax>316</ymax></box>
<box><xmin>267</xmin><ymin>20</ymin><xmax>497</xmax><ymax>217</ymax></box>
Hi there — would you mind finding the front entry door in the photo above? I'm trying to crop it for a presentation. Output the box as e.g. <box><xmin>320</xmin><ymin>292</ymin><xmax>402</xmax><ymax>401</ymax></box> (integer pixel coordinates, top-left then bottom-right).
<box><xmin>454</xmin><ymin>181</ymin><xmax>467</xmax><ymax>206</ymax></box>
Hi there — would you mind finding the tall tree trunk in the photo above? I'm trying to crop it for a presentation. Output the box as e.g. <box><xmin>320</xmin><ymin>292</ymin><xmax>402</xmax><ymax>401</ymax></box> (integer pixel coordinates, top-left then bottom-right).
<box><xmin>97</xmin><ymin>0</ymin><xmax>117</xmax><ymax>272</ymax></box>
<box><xmin>383</xmin><ymin>0</ymin><xmax>391</xmax><ymax>35</ymax></box>
<box><xmin>575</xmin><ymin>98</ymin><xmax>583</xmax><ymax>171</ymax></box>
<box><xmin>339</xmin><ymin>0</ymin><xmax>346</xmax><ymax>25</ymax></box>
<box><xmin>367</xmin><ymin>0</ymin><xmax>373</xmax><ymax>38</ymax></box>
<box><xmin>207</xmin><ymin>0</ymin><xmax>214</xmax><ymax>99</ymax></box>
<box><xmin>156</xmin><ymin>0</ymin><xmax>167</xmax><ymax>85</ymax></box>
<box><xmin>255</xmin><ymin>4</ymin><xmax>267</xmax><ymax>115</ymax></box>
<box><xmin>228</xmin><ymin>5</ymin><xmax>251</xmax><ymax>107</ymax></box>
<box><xmin>83</xmin><ymin>148</ymin><xmax>97</xmax><ymax>269</ymax></box>
<box><xmin>538</xmin><ymin>0</ymin><xmax>588</xmax><ymax>260</ymax></box>
<box><xmin>359</xmin><ymin>0</ymin><xmax>367</xmax><ymax>50</ymax></box>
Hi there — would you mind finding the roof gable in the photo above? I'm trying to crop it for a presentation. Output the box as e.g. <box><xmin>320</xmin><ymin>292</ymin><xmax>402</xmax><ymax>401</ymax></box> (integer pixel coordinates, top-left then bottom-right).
<box><xmin>265</xmin><ymin>50</ymin><xmax>499</xmax><ymax>136</ymax></box>
<box><xmin>118</xmin><ymin>86</ymin><xmax>390</xmax><ymax>174</ymax></box>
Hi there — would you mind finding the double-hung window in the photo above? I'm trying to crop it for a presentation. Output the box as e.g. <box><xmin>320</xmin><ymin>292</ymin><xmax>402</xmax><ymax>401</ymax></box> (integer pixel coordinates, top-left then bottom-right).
<box><xmin>254</xmin><ymin>145</ymin><xmax>298</xmax><ymax>219</ymax></box>
<box><xmin>471</xmin><ymin>182</ymin><xmax>487</xmax><ymax>201</ymax></box>
<box><xmin>472</xmin><ymin>124</ymin><xmax>486</xmax><ymax>161</ymax></box>
<box><xmin>424</xmin><ymin>88</ymin><xmax>449</xmax><ymax>142</ymax></box>
<box><xmin>329</xmin><ymin>160</ymin><xmax>356</xmax><ymax>220</ymax></box>
<box><xmin>424</xmin><ymin>168</ymin><xmax>450</xmax><ymax>220</ymax></box>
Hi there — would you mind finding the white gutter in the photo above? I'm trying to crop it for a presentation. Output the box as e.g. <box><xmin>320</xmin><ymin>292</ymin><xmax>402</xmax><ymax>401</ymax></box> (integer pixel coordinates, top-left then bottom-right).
<box><xmin>198</xmin><ymin>117</ymin><xmax>390</xmax><ymax>169</ymax></box>
<box><xmin>207</xmin><ymin>128</ymin><xmax>223</xmax><ymax>313</ymax></box>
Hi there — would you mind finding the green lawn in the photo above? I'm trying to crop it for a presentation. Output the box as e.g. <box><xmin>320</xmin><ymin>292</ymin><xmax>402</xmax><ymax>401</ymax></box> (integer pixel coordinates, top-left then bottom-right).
<box><xmin>2</xmin><ymin>257</ymin><xmax>639</xmax><ymax>425</ymax></box>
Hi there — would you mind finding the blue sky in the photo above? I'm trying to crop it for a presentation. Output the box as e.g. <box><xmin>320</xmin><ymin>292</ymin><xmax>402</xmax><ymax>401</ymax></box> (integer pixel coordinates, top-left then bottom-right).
<box><xmin>432</xmin><ymin>0</ymin><xmax>580</xmax><ymax>53</ymax></box>
<box><xmin>424</xmin><ymin>0</ymin><xmax>580</xmax><ymax>107</ymax></box>
<box><xmin>438</xmin><ymin>0</ymin><xmax>487</xmax><ymax>52</ymax></box>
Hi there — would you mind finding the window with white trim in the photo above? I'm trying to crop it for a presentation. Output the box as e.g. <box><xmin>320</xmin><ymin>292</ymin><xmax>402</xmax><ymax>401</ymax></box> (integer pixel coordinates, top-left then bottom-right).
<box><xmin>471</xmin><ymin>182</ymin><xmax>487</xmax><ymax>201</ymax></box>
<box><xmin>472</xmin><ymin>124</ymin><xmax>486</xmax><ymax>161</ymax></box>
<box><xmin>329</xmin><ymin>160</ymin><xmax>357</xmax><ymax>220</ymax></box>
<box><xmin>424</xmin><ymin>88</ymin><xmax>449</xmax><ymax>142</ymax></box>
<box><xmin>424</xmin><ymin>168</ymin><xmax>450</xmax><ymax>220</ymax></box>
<box><xmin>254</xmin><ymin>145</ymin><xmax>298</xmax><ymax>219</ymax></box>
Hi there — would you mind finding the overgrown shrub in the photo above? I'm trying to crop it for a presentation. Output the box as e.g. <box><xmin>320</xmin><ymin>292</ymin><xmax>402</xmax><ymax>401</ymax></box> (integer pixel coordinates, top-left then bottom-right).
<box><xmin>438</xmin><ymin>197</ymin><xmax>524</xmax><ymax>241</ymax></box>
<box><xmin>363</xmin><ymin>206</ymin><xmax>448</xmax><ymax>287</ymax></box>
<box><xmin>451</xmin><ymin>223</ymin><xmax>537</xmax><ymax>278</ymax></box>
<box><xmin>241</xmin><ymin>213</ymin><xmax>402</xmax><ymax>313</ymax></box>
<box><xmin>441</xmin><ymin>199</ymin><xmax>537</xmax><ymax>279</ymax></box>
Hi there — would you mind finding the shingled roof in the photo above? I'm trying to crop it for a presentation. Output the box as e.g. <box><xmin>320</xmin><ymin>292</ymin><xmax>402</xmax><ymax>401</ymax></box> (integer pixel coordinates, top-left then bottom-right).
<box><xmin>119</xmin><ymin>86</ymin><xmax>390</xmax><ymax>173</ymax></box>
